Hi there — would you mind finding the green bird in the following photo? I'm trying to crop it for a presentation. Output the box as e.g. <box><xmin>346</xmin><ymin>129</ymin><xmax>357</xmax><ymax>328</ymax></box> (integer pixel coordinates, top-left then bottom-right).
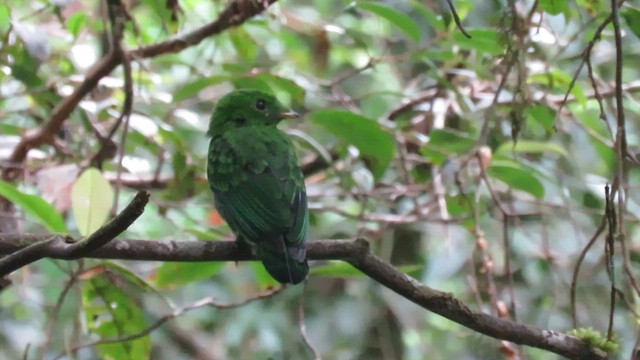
<box><xmin>206</xmin><ymin>89</ymin><xmax>309</xmax><ymax>284</ymax></box>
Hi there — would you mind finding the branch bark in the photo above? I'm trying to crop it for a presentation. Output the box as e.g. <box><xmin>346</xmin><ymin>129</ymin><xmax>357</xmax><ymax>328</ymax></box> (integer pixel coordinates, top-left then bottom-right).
<box><xmin>0</xmin><ymin>235</ymin><xmax>606</xmax><ymax>359</ymax></box>
<box><xmin>0</xmin><ymin>191</ymin><xmax>149</xmax><ymax>277</ymax></box>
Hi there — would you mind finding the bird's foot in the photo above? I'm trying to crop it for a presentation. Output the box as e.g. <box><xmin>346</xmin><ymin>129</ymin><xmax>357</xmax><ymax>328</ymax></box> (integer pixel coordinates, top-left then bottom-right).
<box><xmin>234</xmin><ymin>237</ymin><xmax>252</xmax><ymax>252</ymax></box>
<box><xmin>234</xmin><ymin>238</ymin><xmax>253</xmax><ymax>266</ymax></box>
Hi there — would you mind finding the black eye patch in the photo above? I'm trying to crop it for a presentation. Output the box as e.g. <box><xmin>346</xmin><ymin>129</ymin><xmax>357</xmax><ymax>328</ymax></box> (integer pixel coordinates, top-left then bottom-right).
<box><xmin>256</xmin><ymin>99</ymin><xmax>266</xmax><ymax>110</ymax></box>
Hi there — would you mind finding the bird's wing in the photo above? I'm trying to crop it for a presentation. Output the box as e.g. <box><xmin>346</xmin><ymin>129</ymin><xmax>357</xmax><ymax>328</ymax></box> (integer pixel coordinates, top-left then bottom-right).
<box><xmin>209</xmin><ymin>134</ymin><xmax>308</xmax><ymax>250</ymax></box>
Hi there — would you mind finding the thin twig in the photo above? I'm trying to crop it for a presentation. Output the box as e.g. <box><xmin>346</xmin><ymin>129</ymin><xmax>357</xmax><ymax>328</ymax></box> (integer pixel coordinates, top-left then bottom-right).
<box><xmin>38</xmin><ymin>264</ymin><xmax>84</xmax><ymax>360</ymax></box>
<box><xmin>386</xmin><ymin>88</ymin><xmax>438</xmax><ymax>121</ymax></box>
<box><xmin>22</xmin><ymin>343</ymin><xmax>31</xmax><ymax>360</ymax></box>
<box><xmin>299</xmin><ymin>283</ymin><xmax>321</xmax><ymax>360</ymax></box>
<box><xmin>503</xmin><ymin>213</ymin><xmax>517</xmax><ymax>322</ymax></box>
<box><xmin>570</xmin><ymin>217</ymin><xmax>606</xmax><ymax>328</ymax></box>
<box><xmin>445</xmin><ymin>0</ymin><xmax>471</xmax><ymax>38</ymax></box>
<box><xmin>604</xmin><ymin>185</ymin><xmax>616</xmax><ymax>340</ymax></box>
<box><xmin>326</xmin><ymin>58</ymin><xmax>376</xmax><ymax>87</ymax></box>
<box><xmin>104</xmin><ymin>0</ymin><xmax>135</xmax><ymax>212</ymax></box>
<box><xmin>609</xmin><ymin>0</ymin><xmax>627</xmax><ymax>342</ymax></box>
<box><xmin>556</xmin><ymin>15</ymin><xmax>612</xmax><ymax>117</ymax></box>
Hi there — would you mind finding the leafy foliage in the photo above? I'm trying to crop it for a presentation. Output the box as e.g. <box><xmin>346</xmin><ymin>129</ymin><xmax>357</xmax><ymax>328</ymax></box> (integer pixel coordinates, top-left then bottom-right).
<box><xmin>1</xmin><ymin>0</ymin><xmax>639</xmax><ymax>359</ymax></box>
<box><xmin>82</xmin><ymin>264</ymin><xmax>152</xmax><ymax>359</ymax></box>
<box><xmin>568</xmin><ymin>327</ymin><xmax>620</xmax><ymax>354</ymax></box>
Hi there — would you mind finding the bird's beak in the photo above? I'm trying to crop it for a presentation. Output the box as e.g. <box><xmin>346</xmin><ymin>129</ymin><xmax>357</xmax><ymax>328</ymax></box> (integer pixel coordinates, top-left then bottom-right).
<box><xmin>279</xmin><ymin>111</ymin><xmax>300</xmax><ymax>119</ymax></box>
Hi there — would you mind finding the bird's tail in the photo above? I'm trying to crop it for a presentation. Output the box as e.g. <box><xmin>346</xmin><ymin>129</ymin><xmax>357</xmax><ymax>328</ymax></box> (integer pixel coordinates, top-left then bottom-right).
<box><xmin>256</xmin><ymin>244</ymin><xmax>308</xmax><ymax>285</ymax></box>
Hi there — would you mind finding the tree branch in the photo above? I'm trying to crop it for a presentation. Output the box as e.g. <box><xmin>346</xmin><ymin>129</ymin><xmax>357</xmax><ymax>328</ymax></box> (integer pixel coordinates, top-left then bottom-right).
<box><xmin>0</xmin><ymin>191</ymin><xmax>149</xmax><ymax>276</ymax></box>
<box><xmin>0</xmin><ymin>235</ymin><xmax>606</xmax><ymax>359</ymax></box>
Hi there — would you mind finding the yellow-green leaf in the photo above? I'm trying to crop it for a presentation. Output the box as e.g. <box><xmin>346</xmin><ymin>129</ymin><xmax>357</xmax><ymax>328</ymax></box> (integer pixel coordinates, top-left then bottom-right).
<box><xmin>0</xmin><ymin>4</ymin><xmax>10</xmax><ymax>33</ymax></box>
<box><xmin>495</xmin><ymin>140</ymin><xmax>569</xmax><ymax>158</ymax></box>
<box><xmin>66</xmin><ymin>12</ymin><xmax>87</xmax><ymax>38</ymax></box>
<box><xmin>71</xmin><ymin>168</ymin><xmax>114</xmax><ymax>236</ymax></box>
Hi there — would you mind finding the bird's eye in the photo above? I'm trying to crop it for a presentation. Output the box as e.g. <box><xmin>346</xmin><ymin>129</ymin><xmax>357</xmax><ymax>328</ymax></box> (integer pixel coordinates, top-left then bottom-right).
<box><xmin>255</xmin><ymin>99</ymin><xmax>266</xmax><ymax>110</ymax></box>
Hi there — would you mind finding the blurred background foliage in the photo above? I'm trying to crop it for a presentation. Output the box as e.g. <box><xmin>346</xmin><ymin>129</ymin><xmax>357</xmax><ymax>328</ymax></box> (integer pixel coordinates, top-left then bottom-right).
<box><xmin>1</xmin><ymin>0</ymin><xmax>640</xmax><ymax>359</ymax></box>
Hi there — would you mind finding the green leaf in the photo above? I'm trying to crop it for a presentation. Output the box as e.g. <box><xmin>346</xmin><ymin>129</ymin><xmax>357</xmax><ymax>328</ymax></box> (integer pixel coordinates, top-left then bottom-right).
<box><xmin>257</xmin><ymin>73</ymin><xmax>306</xmax><ymax>106</ymax></box>
<box><xmin>83</xmin><ymin>268</ymin><xmax>151</xmax><ymax>360</ymax></box>
<box><xmin>311</xmin><ymin>261</ymin><xmax>364</xmax><ymax>277</ymax></box>
<box><xmin>71</xmin><ymin>168</ymin><xmax>114</xmax><ymax>236</ymax></box>
<box><xmin>495</xmin><ymin>140</ymin><xmax>569</xmax><ymax>158</ymax></box>
<box><xmin>0</xmin><ymin>4</ymin><xmax>10</xmax><ymax>34</ymax></box>
<box><xmin>164</xmin><ymin>150</ymin><xmax>196</xmax><ymax>200</ymax></box>
<box><xmin>358</xmin><ymin>2</ymin><xmax>421</xmax><ymax>42</ymax></box>
<box><xmin>173</xmin><ymin>75</ymin><xmax>229</xmax><ymax>102</ymax></box>
<box><xmin>453</xmin><ymin>29</ymin><xmax>504</xmax><ymax>56</ymax></box>
<box><xmin>623</xmin><ymin>7</ymin><xmax>640</xmax><ymax>39</ymax></box>
<box><xmin>526</xmin><ymin>104</ymin><xmax>556</xmax><ymax>129</ymax></box>
<box><xmin>527</xmin><ymin>69</ymin><xmax>586</xmax><ymax>106</ymax></box>
<box><xmin>140</xmin><ymin>0</ymin><xmax>174</xmax><ymax>26</ymax></box>
<box><xmin>411</xmin><ymin>1</ymin><xmax>445</xmax><ymax>31</ymax></box>
<box><xmin>445</xmin><ymin>194</ymin><xmax>473</xmax><ymax>218</ymax></box>
<box><xmin>488</xmin><ymin>163</ymin><xmax>545</xmax><ymax>199</ymax></box>
<box><xmin>100</xmin><ymin>262</ymin><xmax>158</xmax><ymax>293</ymax></box>
<box><xmin>539</xmin><ymin>0</ymin><xmax>568</xmax><ymax>15</ymax></box>
<box><xmin>252</xmin><ymin>262</ymin><xmax>280</xmax><ymax>288</ymax></box>
<box><xmin>577</xmin><ymin>0</ymin><xmax>606</xmax><ymax>13</ymax></box>
<box><xmin>0</xmin><ymin>180</ymin><xmax>67</xmax><ymax>232</ymax></box>
<box><xmin>231</xmin><ymin>76</ymin><xmax>272</xmax><ymax>94</ymax></box>
<box><xmin>421</xmin><ymin>129</ymin><xmax>476</xmax><ymax>165</ymax></box>
<box><xmin>228</xmin><ymin>27</ymin><xmax>258</xmax><ymax>62</ymax></box>
<box><xmin>311</xmin><ymin>261</ymin><xmax>422</xmax><ymax>277</ymax></box>
<box><xmin>0</xmin><ymin>123</ymin><xmax>22</xmax><ymax>136</ymax></box>
<box><xmin>571</xmin><ymin>85</ymin><xmax>586</xmax><ymax>106</ymax></box>
<box><xmin>66</xmin><ymin>12</ymin><xmax>88</xmax><ymax>38</ymax></box>
<box><xmin>10</xmin><ymin>47</ymin><xmax>43</xmax><ymax>88</ymax></box>
<box><xmin>184</xmin><ymin>228</ymin><xmax>224</xmax><ymax>241</ymax></box>
<box><xmin>153</xmin><ymin>262</ymin><xmax>226</xmax><ymax>289</ymax></box>
<box><xmin>311</xmin><ymin>109</ymin><xmax>396</xmax><ymax>180</ymax></box>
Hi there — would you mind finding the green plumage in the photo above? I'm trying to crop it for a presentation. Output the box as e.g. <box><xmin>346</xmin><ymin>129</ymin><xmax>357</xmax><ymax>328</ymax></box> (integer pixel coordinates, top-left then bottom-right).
<box><xmin>206</xmin><ymin>89</ymin><xmax>309</xmax><ymax>284</ymax></box>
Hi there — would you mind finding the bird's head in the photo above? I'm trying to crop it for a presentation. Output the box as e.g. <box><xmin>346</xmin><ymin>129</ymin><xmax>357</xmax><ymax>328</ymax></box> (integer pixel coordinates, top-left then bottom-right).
<box><xmin>207</xmin><ymin>89</ymin><xmax>299</xmax><ymax>136</ymax></box>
